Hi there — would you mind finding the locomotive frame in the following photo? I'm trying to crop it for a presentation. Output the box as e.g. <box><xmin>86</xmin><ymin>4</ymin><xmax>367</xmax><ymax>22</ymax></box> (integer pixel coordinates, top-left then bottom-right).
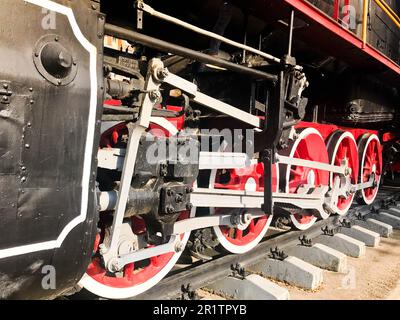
<box><xmin>0</xmin><ymin>0</ymin><xmax>398</xmax><ymax>299</ymax></box>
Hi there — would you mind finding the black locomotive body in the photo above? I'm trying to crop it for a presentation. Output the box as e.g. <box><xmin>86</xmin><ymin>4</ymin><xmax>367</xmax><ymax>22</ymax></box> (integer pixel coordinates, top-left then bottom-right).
<box><xmin>0</xmin><ymin>0</ymin><xmax>398</xmax><ymax>299</ymax></box>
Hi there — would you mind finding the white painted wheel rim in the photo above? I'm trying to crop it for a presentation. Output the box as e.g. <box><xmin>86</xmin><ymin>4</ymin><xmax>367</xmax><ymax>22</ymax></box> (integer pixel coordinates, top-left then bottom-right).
<box><xmin>285</xmin><ymin>128</ymin><xmax>322</xmax><ymax>228</ymax></box>
<box><xmin>328</xmin><ymin>131</ymin><xmax>357</xmax><ymax>216</ymax></box>
<box><xmin>359</xmin><ymin>134</ymin><xmax>381</xmax><ymax>205</ymax></box>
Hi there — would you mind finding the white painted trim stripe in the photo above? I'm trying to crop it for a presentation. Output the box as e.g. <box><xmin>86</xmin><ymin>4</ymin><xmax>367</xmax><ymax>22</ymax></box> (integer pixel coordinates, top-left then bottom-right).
<box><xmin>0</xmin><ymin>0</ymin><xmax>98</xmax><ymax>259</ymax></box>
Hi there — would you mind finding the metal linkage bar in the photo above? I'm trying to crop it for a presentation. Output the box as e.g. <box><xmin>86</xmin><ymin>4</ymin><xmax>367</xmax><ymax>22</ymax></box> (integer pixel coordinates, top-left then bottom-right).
<box><xmin>133</xmin><ymin>211</ymin><xmax>346</xmax><ymax>300</ymax></box>
<box><xmin>172</xmin><ymin>214</ymin><xmax>234</xmax><ymax>235</ymax></box>
<box><xmin>114</xmin><ymin>236</ymin><xmax>179</xmax><ymax>272</ymax></box>
<box><xmin>112</xmin><ymin>211</ymin><xmax>263</xmax><ymax>271</ymax></box>
<box><xmin>136</xmin><ymin>1</ymin><xmax>282</xmax><ymax>65</ymax></box>
<box><xmin>99</xmin><ymin>187</ymin><xmax>327</xmax><ymax>213</ymax></box>
<box><xmin>351</xmin><ymin>174</ymin><xmax>376</xmax><ymax>192</ymax></box>
<box><xmin>276</xmin><ymin>154</ymin><xmax>347</xmax><ymax>175</ymax></box>
<box><xmin>97</xmin><ymin>149</ymin><xmax>251</xmax><ymax>172</ymax></box>
<box><xmin>104</xmin><ymin>24</ymin><xmax>278</xmax><ymax>82</ymax></box>
<box><xmin>157</xmin><ymin>68</ymin><xmax>262</xmax><ymax>128</ymax></box>
<box><xmin>190</xmin><ymin>187</ymin><xmax>327</xmax><ymax>211</ymax></box>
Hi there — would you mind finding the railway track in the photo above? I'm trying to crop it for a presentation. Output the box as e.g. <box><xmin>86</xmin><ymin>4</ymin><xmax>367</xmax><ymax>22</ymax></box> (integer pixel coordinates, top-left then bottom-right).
<box><xmin>131</xmin><ymin>187</ymin><xmax>400</xmax><ymax>300</ymax></box>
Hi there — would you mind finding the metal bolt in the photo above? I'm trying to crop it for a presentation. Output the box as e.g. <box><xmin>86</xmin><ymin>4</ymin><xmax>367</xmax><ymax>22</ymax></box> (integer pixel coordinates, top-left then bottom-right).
<box><xmin>157</xmin><ymin>67</ymin><xmax>169</xmax><ymax>80</ymax></box>
<box><xmin>3</xmin><ymin>83</ymin><xmax>8</xmax><ymax>89</ymax></box>
<box><xmin>149</xmin><ymin>90</ymin><xmax>161</xmax><ymax>102</ymax></box>
<box><xmin>186</xmin><ymin>203</ymin><xmax>193</xmax><ymax>210</ymax></box>
<box><xmin>109</xmin><ymin>259</ymin><xmax>120</xmax><ymax>273</ymax></box>
<box><xmin>186</xmin><ymin>186</ymin><xmax>193</xmax><ymax>194</ymax></box>
<box><xmin>175</xmin><ymin>194</ymin><xmax>183</xmax><ymax>203</ymax></box>
<box><xmin>99</xmin><ymin>243</ymin><xmax>107</xmax><ymax>255</ymax></box>
<box><xmin>166</xmin><ymin>206</ymin><xmax>175</xmax><ymax>214</ymax></box>
<box><xmin>241</xmin><ymin>213</ymin><xmax>251</xmax><ymax>224</ymax></box>
<box><xmin>25</xmin><ymin>144</ymin><xmax>30</xmax><ymax>149</ymax></box>
<box><xmin>21</xmin><ymin>177</ymin><xmax>26</xmax><ymax>183</ymax></box>
<box><xmin>175</xmin><ymin>242</ymin><xmax>185</xmax><ymax>253</ymax></box>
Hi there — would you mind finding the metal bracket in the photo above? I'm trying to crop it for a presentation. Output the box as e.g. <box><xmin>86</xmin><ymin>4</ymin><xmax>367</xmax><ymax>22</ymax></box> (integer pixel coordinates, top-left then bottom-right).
<box><xmin>180</xmin><ymin>284</ymin><xmax>198</xmax><ymax>300</ymax></box>
<box><xmin>356</xmin><ymin>212</ymin><xmax>366</xmax><ymax>221</ymax></box>
<box><xmin>299</xmin><ymin>235</ymin><xmax>313</xmax><ymax>247</ymax></box>
<box><xmin>136</xmin><ymin>1</ymin><xmax>144</xmax><ymax>30</ymax></box>
<box><xmin>231</xmin><ymin>263</ymin><xmax>249</xmax><ymax>280</ymax></box>
<box><xmin>321</xmin><ymin>226</ymin><xmax>341</xmax><ymax>236</ymax></box>
<box><xmin>340</xmin><ymin>219</ymin><xmax>354</xmax><ymax>228</ymax></box>
<box><xmin>268</xmin><ymin>247</ymin><xmax>288</xmax><ymax>261</ymax></box>
<box><xmin>261</xmin><ymin>148</ymin><xmax>274</xmax><ymax>215</ymax></box>
<box><xmin>370</xmin><ymin>206</ymin><xmax>379</xmax><ymax>214</ymax></box>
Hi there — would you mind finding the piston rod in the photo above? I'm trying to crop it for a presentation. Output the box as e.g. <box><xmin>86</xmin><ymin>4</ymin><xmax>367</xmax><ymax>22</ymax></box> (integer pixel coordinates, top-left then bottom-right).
<box><xmin>104</xmin><ymin>23</ymin><xmax>278</xmax><ymax>82</ymax></box>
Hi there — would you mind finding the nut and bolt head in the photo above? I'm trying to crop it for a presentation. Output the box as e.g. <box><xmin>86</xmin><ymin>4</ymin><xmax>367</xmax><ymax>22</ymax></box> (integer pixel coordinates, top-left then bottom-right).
<box><xmin>166</xmin><ymin>206</ymin><xmax>175</xmax><ymax>214</ymax></box>
<box><xmin>242</xmin><ymin>213</ymin><xmax>252</xmax><ymax>224</ymax></box>
<box><xmin>149</xmin><ymin>90</ymin><xmax>161</xmax><ymax>102</ymax></box>
<box><xmin>109</xmin><ymin>259</ymin><xmax>121</xmax><ymax>273</ymax></box>
<box><xmin>99</xmin><ymin>243</ymin><xmax>108</xmax><ymax>255</ymax></box>
<box><xmin>186</xmin><ymin>186</ymin><xmax>194</xmax><ymax>194</ymax></box>
<box><xmin>175</xmin><ymin>194</ymin><xmax>183</xmax><ymax>203</ymax></box>
<box><xmin>175</xmin><ymin>242</ymin><xmax>185</xmax><ymax>253</ymax></box>
<box><xmin>156</xmin><ymin>68</ymin><xmax>169</xmax><ymax>80</ymax></box>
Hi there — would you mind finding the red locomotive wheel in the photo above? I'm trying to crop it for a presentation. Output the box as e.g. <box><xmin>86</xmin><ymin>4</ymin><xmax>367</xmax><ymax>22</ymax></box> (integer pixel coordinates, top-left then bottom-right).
<box><xmin>79</xmin><ymin>117</ymin><xmax>194</xmax><ymax>299</ymax></box>
<box><xmin>357</xmin><ymin>134</ymin><xmax>382</xmax><ymax>205</ymax></box>
<box><xmin>80</xmin><ymin>212</ymin><xmax>191</xmax><ymax>299</ymax></box>
<box><xmin>280</xmin><ymin>128</ymin><xmax>330</xmax><ymax>230</ymax></box>
<box><xmin>326</xmin><ymin>131</ymin><xmax>359</xmax><ymax>216</ymax></box>
<box><xmin>209</xmin><ymin>161</ymin><xmax>278</xmax><ymax>254</ymax></box>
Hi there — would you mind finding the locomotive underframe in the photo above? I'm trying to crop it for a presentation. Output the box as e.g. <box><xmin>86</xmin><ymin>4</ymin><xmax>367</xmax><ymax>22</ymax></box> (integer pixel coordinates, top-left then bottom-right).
<box><xmin>0</xmin><ymin>0</ymin><xmax>397</xmax><ymax>299</ymax></box>
<box><xmin>94</xmin><ymin>57</ymin><xmax>378</xmax><ymax>273</ymax></box>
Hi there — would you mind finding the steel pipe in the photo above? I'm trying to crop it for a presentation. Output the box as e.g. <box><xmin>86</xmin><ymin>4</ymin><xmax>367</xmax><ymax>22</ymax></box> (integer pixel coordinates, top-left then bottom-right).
<box><xmin>104</xmin><ymin>23</ymin><xmax>278</xmax><ymax>82</ymax></box>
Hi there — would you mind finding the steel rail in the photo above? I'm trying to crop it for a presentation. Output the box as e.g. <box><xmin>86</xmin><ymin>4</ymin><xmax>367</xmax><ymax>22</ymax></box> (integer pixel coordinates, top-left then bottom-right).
<box><xmin>132</xmin><ymin>215</ymin><xmax>337</xmax><ymax>300</ymax></box>
<box><xmin>132</xmin><ymin>189</ymin><xmax>398</xmax><ymax>300</ymax></box>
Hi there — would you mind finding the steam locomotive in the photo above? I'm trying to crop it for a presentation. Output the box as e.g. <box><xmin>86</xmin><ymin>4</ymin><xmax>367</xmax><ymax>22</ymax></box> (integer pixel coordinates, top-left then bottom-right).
<box><xmin>0</xmin><ymin>0</ymin><xmax>398</xmax><ymax>299</ymax></box>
